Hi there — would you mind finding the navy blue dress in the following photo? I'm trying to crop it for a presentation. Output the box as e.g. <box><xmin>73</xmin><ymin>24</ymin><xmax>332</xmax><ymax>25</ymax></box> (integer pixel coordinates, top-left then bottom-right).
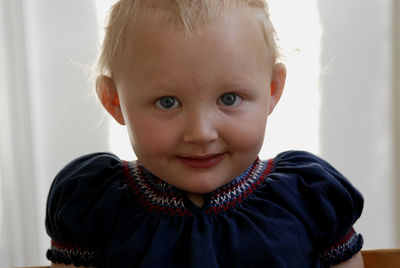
<box><xmin>46</xmin><ymin>151</ymin><xmax>363</xmax><ymax>267</ymax></box>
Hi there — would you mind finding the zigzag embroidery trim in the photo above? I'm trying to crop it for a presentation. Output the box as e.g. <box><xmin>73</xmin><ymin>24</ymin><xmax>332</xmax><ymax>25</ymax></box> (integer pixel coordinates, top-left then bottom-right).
<box><xmin>122</xmin><ymin>159</ymin><xmax>273</xmax><ymax>216</ymax></box>
<box><xmin>321</xmin><ymin>228</ymin><xmax>362</xmax><ymax>262</ymax></box>
<box><xmin>48</xmin><ymin>240</ymin><xmax>99</xmax><ymax>265</ymax></box>
<box><xmin>206</xmin><ymin>158</ymin><xmax>274</xmax><ymax>214</ymax></box>
<box><xmin>122</xmin><ymin>161</ymin><xmax>191</xmax><ymax>216</ymax></box>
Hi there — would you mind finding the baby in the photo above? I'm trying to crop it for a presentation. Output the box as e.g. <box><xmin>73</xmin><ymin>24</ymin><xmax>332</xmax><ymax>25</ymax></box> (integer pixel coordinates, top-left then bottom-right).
<box><xmin>46</xmin><ymin>0</ymin><xmax>364</xmax><ymax>267</ymax></box>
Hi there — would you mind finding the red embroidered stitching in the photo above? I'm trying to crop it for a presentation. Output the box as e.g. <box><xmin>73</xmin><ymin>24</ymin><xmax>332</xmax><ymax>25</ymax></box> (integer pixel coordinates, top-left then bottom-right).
<box><xmin>122</xmin><ymin>158</ymin><xmax>274</xmax><ymax>216</ymax></box>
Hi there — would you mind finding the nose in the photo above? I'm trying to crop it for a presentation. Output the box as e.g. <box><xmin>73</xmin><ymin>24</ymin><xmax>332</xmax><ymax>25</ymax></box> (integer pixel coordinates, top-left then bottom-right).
<box><xmin>182</xmin><ymin>109</ymin><xmax>218</xmax><ymax>144</ymax></box>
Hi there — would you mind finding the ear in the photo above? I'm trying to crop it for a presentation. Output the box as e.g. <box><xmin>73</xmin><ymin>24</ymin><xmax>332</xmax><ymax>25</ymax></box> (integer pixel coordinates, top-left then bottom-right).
<box><xmin>268</xmin><ymin>63</ymin><xmax>286</xmax><ymax>115</ymax></box>
<box><xmin>96</xmin><ymin>75</ymin><xmax>125</xmax><ymax>125</ymax></box>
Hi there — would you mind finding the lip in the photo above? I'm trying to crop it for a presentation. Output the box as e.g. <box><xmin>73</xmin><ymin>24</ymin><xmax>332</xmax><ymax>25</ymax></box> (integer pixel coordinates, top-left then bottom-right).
<box><xmin>176</xmin><ymin>153</ymin><xmax>225</xmax><ymax>169</ymax></box>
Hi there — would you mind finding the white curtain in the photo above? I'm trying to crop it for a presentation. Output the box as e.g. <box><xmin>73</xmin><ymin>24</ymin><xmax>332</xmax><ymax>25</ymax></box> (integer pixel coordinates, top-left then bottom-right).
<box><xmin>0</xmin><ymin>0</ymin><xmax>398</xmax><ymax>266</ymax></box>
<box><xmin>0</xmin><ymin>0</ymin><xmax>39</xmax><ymax>265</ymax></box>
<box><xmin>0</xmin><ymin>0</ymin><xmax>109</xmax><ymax>266</ymax></box>
<box><xmin>317</xmin><ymin>0</ymin><xmax>398</xmax><ymax>248</ymax></box>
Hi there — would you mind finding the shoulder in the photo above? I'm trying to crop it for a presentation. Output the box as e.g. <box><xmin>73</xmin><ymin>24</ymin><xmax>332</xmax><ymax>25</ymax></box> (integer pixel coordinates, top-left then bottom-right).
<box><xmin>271</xmin><ymin>150</ymin><xmax>359</xmax><ymax>191</ymax></box>
<box><xmin>49</xmin><ymin>152</ymin><xmax>126</xmax><ymax>195</ymax></box>
<box><xmin>273</xmin><ymin>150</ymin><xmax>337</xmax><ymax>170</ymax></box>
<box><xmin>53</xmin><ymin>152</ymin><xmax>123</xmax><ymax>182</ymax></box>
<box><xmin>268</xmin><ymin>150</ymin><xmax>364</xmax><ymax>213</ymax></box>
<box><xmin>47</xmin><ymin>152</ymin><xmax>128</xmax><ymax>221</ymax></box>
<box><xmin>47</xmin><ymin>152</ymin><xmax>126</xmax><ymax>209</ymax></box>
<box><xmin>45</xmin><ymin>152</ymin><xmax>131</xmax><ymax>266</ymax></box>
<box><xmin>266</xmin><ymin>150</ymin><xmax>364</xmax><ymax>265</ymax></box>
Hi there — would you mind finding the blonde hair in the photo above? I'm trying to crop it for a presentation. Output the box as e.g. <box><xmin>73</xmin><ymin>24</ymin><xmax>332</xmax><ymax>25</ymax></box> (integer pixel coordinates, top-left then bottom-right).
<box><xmin>95</xmin><ymin>0</ymin><xmax>280</xmax><ymax>92</ymax></box>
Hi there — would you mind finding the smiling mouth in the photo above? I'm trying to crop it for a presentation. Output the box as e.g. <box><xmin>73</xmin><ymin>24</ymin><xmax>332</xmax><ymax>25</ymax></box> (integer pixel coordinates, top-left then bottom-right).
<box><xmin>176</xmin><ymin>153</ymin><xmax>225</xmax><ymax>169</ymax></box>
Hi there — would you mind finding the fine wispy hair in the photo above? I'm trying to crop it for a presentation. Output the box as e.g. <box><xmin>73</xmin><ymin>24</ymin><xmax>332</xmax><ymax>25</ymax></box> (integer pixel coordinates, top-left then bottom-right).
<box><xmin>95</xmin><ymin>0</ymin><xmax>281</xmax><ymax>96</ymax></box>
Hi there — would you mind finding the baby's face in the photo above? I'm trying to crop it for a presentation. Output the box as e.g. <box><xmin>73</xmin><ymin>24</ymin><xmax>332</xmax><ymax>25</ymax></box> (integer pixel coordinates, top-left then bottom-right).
<box><xmin>113</xmin><ymin>9</ymin><xmax>279</xmax><ymax>194</ymax></box>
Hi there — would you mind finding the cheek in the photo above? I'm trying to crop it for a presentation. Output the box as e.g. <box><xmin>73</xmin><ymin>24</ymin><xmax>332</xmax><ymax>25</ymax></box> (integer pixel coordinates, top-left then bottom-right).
<box><xmin>225</xmin><ymin>111</ymin><xmax>267</xmax><ymax>152</ymax></box>
<box><xmin>125</xmin><ymin>114</ymin><xmax>177</xmax><ymax>155</ymax></box>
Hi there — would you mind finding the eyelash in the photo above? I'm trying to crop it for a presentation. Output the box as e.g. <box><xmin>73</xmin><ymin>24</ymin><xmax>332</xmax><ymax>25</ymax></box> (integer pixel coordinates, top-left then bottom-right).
<box><xmin>155</xmin><ymin>96</ymin><xmax>180</xmax><ymax>110</ymax></box>
<box><xmin>154</xmin><ymin>92</ymin><xmax>243</xmax><ymax>110</ymax></box>
<box><xmin>218</xmin><ymin>92</ymin><xmax>242</xmax><ymax>107</ymax></box>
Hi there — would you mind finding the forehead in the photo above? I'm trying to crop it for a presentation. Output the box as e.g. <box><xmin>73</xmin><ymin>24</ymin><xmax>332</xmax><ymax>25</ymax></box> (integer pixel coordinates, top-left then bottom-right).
<box><xmin>114</xmin><ymin>8</ymin><xmax>272</xmax><ymax>88</ymax></box>
<box><xmin>125</xmin><ymin>6</ymin><xmax>268</xmax><ymax>46</ymax></box>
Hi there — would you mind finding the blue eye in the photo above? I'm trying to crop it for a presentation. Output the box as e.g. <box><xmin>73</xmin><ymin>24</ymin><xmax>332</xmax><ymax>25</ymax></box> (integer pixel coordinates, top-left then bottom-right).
<box><xmin>218</xmin><ymin>93</ymin><xmax>242</xmax><ymax>106</ymax></box>
<box><xmin>155</xmin><ymin>96</ymin><xmax>180</xmax><ymax>110</ymax></box>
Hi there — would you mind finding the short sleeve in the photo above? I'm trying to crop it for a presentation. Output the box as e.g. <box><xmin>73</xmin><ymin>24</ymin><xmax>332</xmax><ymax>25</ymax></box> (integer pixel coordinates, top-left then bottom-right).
<box><xmin>45</xmin><ymin>153</ymin><xmax>127</xmax><ymax>266</ymax></box>
<box><xmin>271</xmin><ymin>151</ymin><xmax>364</xmax><ymax>265</ymax></box>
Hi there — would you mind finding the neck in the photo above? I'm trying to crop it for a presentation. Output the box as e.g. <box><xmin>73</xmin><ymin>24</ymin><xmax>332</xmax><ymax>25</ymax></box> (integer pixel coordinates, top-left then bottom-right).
<box><xmin>186</xmin><ymin>192</ymin><xmax>204</xmax><ymax>207</ymax></box>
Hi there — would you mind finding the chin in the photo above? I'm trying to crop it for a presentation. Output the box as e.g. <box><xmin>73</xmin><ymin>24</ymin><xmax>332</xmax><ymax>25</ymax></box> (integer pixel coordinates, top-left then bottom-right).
<box><xmin>183</xmin><ymin>181</ymin><xmax>227</xmax><ymax>194</ymax></box>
